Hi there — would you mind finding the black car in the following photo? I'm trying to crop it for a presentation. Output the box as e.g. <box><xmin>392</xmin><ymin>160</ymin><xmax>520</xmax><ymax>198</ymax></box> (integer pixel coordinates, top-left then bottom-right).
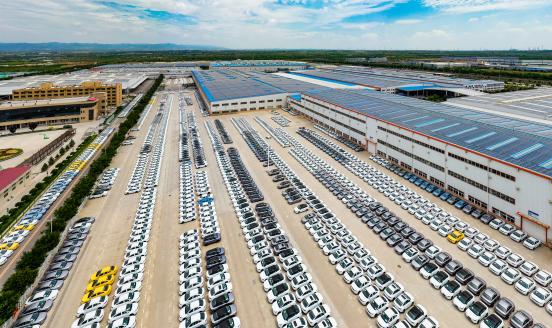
<box><xmin>393</xmin><ymin>222</ymin><xmax>408</xmax><ymax>232</ymax></box>
<box><xmin>386</xmin><ymin>234</ymin><xmax>403</xmax><ymax>247</ymax></box>
<box><xmin>408</xmin><ymin>232</ymin><xmax>424</xmax><ymax>245</ymax></box>
<box><xmin>480</xmin><ymin>214</ymin><xmax>494</xmax><ymax>225</ymax></box>
<box><xmin>509</xmin><ymin>310</ymin><xmax>532</xmax><ymax>328</ymax></box>
<box><xmin>455</xmin><ymin>268</ymin><xmax>474</xmax><ymax>285</ymax></box>
<box><xmin>203</xmin><ymin>233</ymin><xmax>221</xmax><ymax>246</ymax></box>
<box><xmin>467</xmin><ymin>277</ymin><xmax>486</xmax><ymax>296</ymax></box>
<box><xmin>480</xmin><ymin>287</ymin><xmax>500</xmax><ymax>307</ymax></box>
<box><xmin>212</xmin><ymin>305</ymin><xmax>237</xmax><ymax>324</ymax></box>
<box><xmin>206</xmin><ymin>255</ymin><xmax>227</xmax><ymax>270</ymax></box>
<box><xmin>444</xmin><ymin>260</ymin><xmax>463</xmax><ymax>275</ymax></box>
<box><xmin>271</xmin><ymin>235</ymin><xmax>289</xmax><ymax>246</ymax></box>
<box><xmin>367</xmin><ymin>217</ymin><xmax>382</xmax><ymax>229</ymax></box>
<box><xmin>210</xmin><ymin>292</ymin><xmax>235</xmax><ymax>311</ymax></box>
<box><xmin>416</xmin><ymin>239</ymin><xmax>433</xmax><ymax>252</ymax></box>
<box><xmin>387</xmin><ymin>217</ymin><xmax>401</xmax><ymax>227</ymax></box>
<box><xmin>379</xmin><ymin>228</ymin><xmax>395</xmax><ymax>240</ymax></box>
<box><xmin>373</xmin><ymin>222</ymin><xmax>387</xmax><ymax>234</ymax></box>
<box><xmin>495</xmin><ymin>297</ymin><xmax>515</xmax><ymax>320</ymax></box>
<box><xmin>400</xmin><ymin>227</ymin><xmax>415</xmax><ymax>239</ymax></box>
<box><xmin>394</xmin><ymin>240</ymin><xmax>411</xmax><ymax>255</ymax></box>
<box><xmin>434</xmin><ymin>252</ymin><xmax>452</xmax><ymax>267</ymax></box>
<box><xmin>19</xmin><ymin>300</ymin><xmax>53</xmax><ymax>317</ymax></box>
<box><xmin>273</xmin><ymin>242</ymin><xmax>291</xmax><ymax>255</ymax></box>
<box><xmin>411</xmin><ymin>254</ymin><xmax>430</xmax><ymax>271</ymax></box>
<box><xmin>208</xmin><ymin>264</ymin><xmax>227</xmax><ymax>276</ymax></box>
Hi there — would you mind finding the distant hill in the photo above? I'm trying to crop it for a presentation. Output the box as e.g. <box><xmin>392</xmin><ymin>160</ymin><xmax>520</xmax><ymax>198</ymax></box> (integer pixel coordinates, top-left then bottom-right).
<box><xmin>0</xmin><ymin>42</ymin><xmax>225</xmax><ymax>52</ymax></box>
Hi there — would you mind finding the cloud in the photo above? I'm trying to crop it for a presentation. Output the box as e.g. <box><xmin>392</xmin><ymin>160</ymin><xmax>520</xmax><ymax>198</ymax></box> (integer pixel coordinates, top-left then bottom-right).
<box><xmin>423</xmin><ymin>0</ymin><xmax>550</xmax><ymax>13</ymax></box>
<box><xmin>395</xmin><ymin>19</ymin><xmax>422</xmax><ymax>24</ymax></box>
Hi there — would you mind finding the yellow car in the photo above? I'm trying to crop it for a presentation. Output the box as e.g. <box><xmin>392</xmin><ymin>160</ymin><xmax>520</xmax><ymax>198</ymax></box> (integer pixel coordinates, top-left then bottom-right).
<box><xmin>86</xmin><ymin>274</ymin><xmax>115</xmax><ymax>292</ymax></box>
<box><xmin>0</xmin><ymin>242</ymin><xmax>19</xmax><ymax>251</ymax></box>
<box><xmin>81</xmin><ymin>285</ymin><xmax>112</xmax><ymax>303</ymax></box>
<box><xmin>14</xmin><ymin>224</ymin><xmax>35</xmax><ymax>231</ymax></box>
<box><xmin>447</xmin><ymin>230</ymin><xmax>465</xmax><ymax>244</ymax></box>
<box><xmin>90</xmin><ymin>266</ymin><xmax>118</xmax><ymax>280</ymax></box>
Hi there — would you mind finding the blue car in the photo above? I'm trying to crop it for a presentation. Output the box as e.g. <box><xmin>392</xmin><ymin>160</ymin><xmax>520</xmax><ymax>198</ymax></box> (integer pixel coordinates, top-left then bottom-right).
<box><xmin>404</xmin><ymin>173</ymin><xmax>412</xmax><ymax>180</ymax></box>
<box><xmin>454</xmin><ymin>200</ymin><xmax>466</xmax><ymax>209</ymax></box>
<box><xmin>420</xmin><ymin>181</ymin><xmax>429</xmax><ymax>189</ymax></box>
<box><xmin>409</xmin><ymin>176</ymin><xmax>418</xmax><ymax>183</ymax></box>
<box><xmin>439</xmin><ymin>192</ymin><xmax>451</xmax><ymax>201</ymax></box>
<box><xmin>425</xmin><ymin>184</ymin><xmax>436</xmax><ymax>193</ymax></box>
<box><xmin>414</xmin><ymin>178</ymin><xmax>424</xmax><ymax>186</ymax></box>
<box><xmin>432</xmin><ymin>189</ymin><xmax>443</xmax><ymax>197</ymax></box>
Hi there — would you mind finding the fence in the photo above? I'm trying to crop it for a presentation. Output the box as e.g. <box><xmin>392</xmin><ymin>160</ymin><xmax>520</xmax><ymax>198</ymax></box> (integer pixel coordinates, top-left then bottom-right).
<box><xmin>18</xmin><ymin>128</ymin><xmax>76</xmax><ymax>166</ymax></box>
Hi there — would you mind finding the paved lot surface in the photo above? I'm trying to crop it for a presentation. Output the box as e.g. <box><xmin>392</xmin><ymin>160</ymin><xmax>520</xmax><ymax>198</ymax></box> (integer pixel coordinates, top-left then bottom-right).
<box><xmin>42</xmin><ymin>87</ymin><xmax>552</xmax><ymax>327</ymax></box>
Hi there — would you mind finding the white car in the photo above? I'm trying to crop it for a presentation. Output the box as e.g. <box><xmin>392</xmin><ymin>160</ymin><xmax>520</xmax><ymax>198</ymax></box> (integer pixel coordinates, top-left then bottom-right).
<box><xmin>489</xmin><ymin>260</ymin><xmax>508</xmax><ymax>276</ymax></box>
<box><xmin>108</xmin><ymin>303</ymin><xmax>138</xmax><ymax>323</ymax></box>
<box><xmin>418</xmin><ymin>316</ymin><xmax>439</xmax><ymax>328</ymax></box>
<box><xmin>402</xmin><ymin>248</ymin><xmax>418</xmax><ymax>263</ymax></box>
<box><xmin>290</xmin><ymin>273</ymin><xmax>312</xmax><ymax>291</ymax></box>
<box><xmin>178</xmin><ymin>299</ymin><xmax>205</xmax><ymax>322</ymax></box>
<box><xmin>272</xmin><ymin>293</ymin><xmax>295</xmax><ymax>315</ymax></box>
<box><xmin>501</xmin><ymin>268</ymin><xmax>521</xmax><ymax>285</ymax></box>
<box><xmin>515</xmin><ymin>277</ymin><xmax>536</xmax><ymax>295</ymax></box>
<box><xmin>296</xmin><ymin>283</ymin><xmax>317</xmax><ymax>302</ymax></box>
<box><xmin>26</xmin><ymin>289</ymin><xmax>59</xmax><ymax>306</ymax></box>
<box><xmin>351</xmin><ymin>276</ymin><xmax>371</xmax><ymax>294</ymax></box>
<box><xmin>453</xmin><ymin>290</ymin><xmax>474</xmax><ymax>312</ymax></box>
<box><xmin>425</xmin><ymin>246</ymin><xmax>441</xmax><ymax>259</ymax></box>
<box><xmin>523</xmin><ymin>237</ymin><xmax>541</xmax><ymax>250</ymax></box>
<box><xmin>430</xmin><ymin>271</ymin><xmax>449</xmax><ymax>289</ymax></box>
<box><xmin>530</xmin><ymin>287</ymin><xmax>552</xmax><ymax>306</ymax></box>
<box><xmin>276</xmin><ymin>304</ymin><xmax>301</xmax><ymax>327</ymax></box>
<box><xmin>377</xmin><ymin>308</ymin><xmax>400</xmax><ymax>328</ymax></box>
<box><xmin>71</xmin><ymin>309</ymin><xmax>104</xmax><ymax>328</ymax></box>
<box><xmin>300</xmin><ymin>292</ymin><xmax>323</xmax><ymax>314</ymax></box>
<box><xmin>393</xmin><ymin>292</ymin><xmax>414</xmax><ymax>313</ymax></box>
<box><xmin>506</xmin><ymin>253</ymin><xmax>524</xmax><ymax>268</ymax></box>
<box><xmin>467</xmin><ymin>244</ymin><xmax>484</xmax><ymax>258</ymax></box>
<box><xmin>180</xmin><ymin>312</ymin><xmax>207</xmax><ymax>328</ymax></box>
<box><xmin>437</xmin><ymin>225</ymin><xmax>453</xmax><ymax>237</ymax></box>
<box><xmin>209</xmin><ymin>282</ymin><xmax>232</xmax><ymax>299</ymax></box>
<box><xmin>519</xmin><ymin>261</ymin><xmax>538</xmax><ymax>277</ymax></box>
<box><xmin>483</xmin><ymin>239</ymin><xmax>499</xmax><ymax>252</ymax></box>
<box><xmin>179</xmin><ymin>288</ymin><xmax>203</xmax><ymax>308</ymax></box>
<box><xmin>457</xmin><ymin>238</ymin><xmax>473</xmax><ymax>251</ymax></box>
<box><xmin>534</xmin><ymin>270</ymin><xmax>552</xmax><ymax>286</ymax></box>
<box><xmin>343</xmin><ymin>266</ymin><xmax>362</xmax><ymax>284</ymax></box>
<box><xmin>358</xmin><ymin>285</ymin><xmax>380</xmax><ymax>306</ymax></box>
<box><xmin>366</xmin><ymin>296</ymin><xmax>388</xmax><ymax>317</ymax></box>
<box><xmin>406</xmin><ymin>304</ymin><xmax>427</xmax><ymax>326</ymax></box>
<box><xmin>478</xmin><ymin>251</ymin><xmax>496</xmax><ymax>267</ymax></box>
<box><xmin>465</xmin><ymin>301</ymin><xmax>488</xmax><ymax>324</ymax></box>
<box><xmin>76</xmin><ymin>296</ymin><xmax>108</xmax><ymax>317</ymax></box>
<box><xmin>306</xmin><ymin>304</ymin><xmax>331</xmax><ymax>326</ymax></box>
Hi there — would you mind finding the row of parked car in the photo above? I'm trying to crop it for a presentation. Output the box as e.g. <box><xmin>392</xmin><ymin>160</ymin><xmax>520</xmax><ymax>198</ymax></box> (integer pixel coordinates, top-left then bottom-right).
<box><xmin>272</xmin><ymin>115</ymin><xmax>291</xmax><ymax>127</ymax></box>
<box><xmin>296</xmin><ymin>128</ymin><xmax>552</xmax><ymax>313</ymax></box>
<box><xmin>179</xmin><ymin>163</ymin><xmax>196</xmax><ymax>224</ymax></box>
<box><xmin>255</xmin><ymin>116</ymin><xmax>293</xmax><ymax>148</ymax></box>
<box><xmin>125</xmin><ymin>100</ymin><xmax>165</xmax><ymax>195</ymax></box>
<box><xmin>179</xmin><ymin>98</ymin><xmax>191</xmax><ymax>163</ymax></box>
<box><xmin>207</xmin><ymin>121</ymin><xmax>332</xmax><ymax>328</ymax></box>
<box><xmin>96</xmin><ymin>99</ymin><xmax>170</xmax><ymax>328</ymax></box>
<box><xmin>272</xmin><ymin>139</ymin><xmax>437</xmax><ymax>328</ymax></box>
<box><xmin>378</xmin><ymin>158</ymin><xmax>541</xmax><ymax>250</ymax></box>
<box><xmin>214</xmin><ymin>119</ymin><xmax>233</xmax><ymax>144</ymax></box>
<box><xmin>188</xmin><ymin>112</ymin><xmax>207</xmax><ymax>169</ymax></box>
<box><xmin>313</xmin><ymin>124</ymin><xmax>363</xmax><ymax>152</ymax></box>
<box><xmin>178</xmin><ymin>229</ymin><xmax>236</xmax><ymax>328</ymax></box>
<box><xmin>292</xmin><ymin>128</ymin><xmax>546</xmax><ymax>327</ymax></box>
<box><xmin>196</xmin><ymin>171</ymin><xmax>221</xmax><ymax>245</ymax></box>
<box><xmin>14</xmin><ymin>217</ymin><xmax>96</xmax><ymax>328</ymax></box>
<box><xmin>0</xmin><ymin>128</ymin><xmax>113</xmax><ymax>267</ymax></box>
<box><xmin>201</xmin><ymin>121</ymin><xmax>245</xmax><ymax>327</ymax></box>
<box><xmin>89</xmin><ymin>168</ymin><xmax>119</xmax><ymax>199</ymax></box>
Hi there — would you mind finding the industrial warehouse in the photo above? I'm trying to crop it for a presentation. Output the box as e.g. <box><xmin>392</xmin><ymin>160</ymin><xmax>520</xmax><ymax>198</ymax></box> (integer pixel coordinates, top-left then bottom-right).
<box><xmin>193</xmin><ymin>66</ymin><xmax>552</xmax><ymax>243</ymax></box>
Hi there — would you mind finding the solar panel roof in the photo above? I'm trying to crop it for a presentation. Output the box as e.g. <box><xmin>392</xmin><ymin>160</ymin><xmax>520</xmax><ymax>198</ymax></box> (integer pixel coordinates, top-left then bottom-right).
<box><xmin>193</xmin><ymin>70</ymin><xmax>324</xmax><ymax>102</ymax></box>
<box><xmin>303</xmin><ymin>88</ymin><xmax>552</xmax><ymax>178</ymax></box>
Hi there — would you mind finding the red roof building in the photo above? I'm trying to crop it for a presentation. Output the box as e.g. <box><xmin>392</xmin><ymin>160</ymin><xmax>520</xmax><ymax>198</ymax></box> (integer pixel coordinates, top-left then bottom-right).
<box><xmin>0</xmin><ymin>165</ymin><xmax>31</xmax><ymax>195</ymax></box>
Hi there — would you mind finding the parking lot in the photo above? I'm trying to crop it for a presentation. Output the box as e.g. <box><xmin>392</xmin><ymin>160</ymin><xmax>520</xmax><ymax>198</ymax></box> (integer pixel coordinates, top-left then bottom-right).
<box><xmin>20</xmin><ymin>82</ymin><xmax>552</xmax><ymax>328</ymax></box>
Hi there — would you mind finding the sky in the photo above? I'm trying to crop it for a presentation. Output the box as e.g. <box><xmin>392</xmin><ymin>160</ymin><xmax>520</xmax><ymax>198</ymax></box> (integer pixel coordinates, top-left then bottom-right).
<box><xmin>1</xmin><ymin>0</ymin><xmax>552</xmax><ymax>50</ymax></box>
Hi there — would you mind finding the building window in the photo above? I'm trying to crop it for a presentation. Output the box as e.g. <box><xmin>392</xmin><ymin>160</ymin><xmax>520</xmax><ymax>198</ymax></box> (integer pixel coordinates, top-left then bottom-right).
<box><xmin>400</xmin><ymin>162</ymin><xmax>412</xmax><ymax>171</ymax></box>
<box><xmin>414</xmin><ymin>169</ymin><xmax>427</xmax><ymax>179</ymax></box>
<box><xmin>430</xmin><ymin>176</ymin><xmax>444</xmax><ymax>188</ymax></box>
<box><xmin>492</xmin><ymin>207</ymin><xmax>515</xmax><ymax>223</ymax></box>
<box><xmin>468</xmin><ymin>195</ymin><xmax>488</xmax><ymax>209</ymax></box>
<box><xmin>447</xmin><ymin>185</ymin><xmax>465</xmax><ymax>197</ymax></box>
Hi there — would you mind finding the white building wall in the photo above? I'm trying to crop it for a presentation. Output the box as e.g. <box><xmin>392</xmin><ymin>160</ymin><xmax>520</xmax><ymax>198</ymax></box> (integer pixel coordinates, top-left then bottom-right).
<box><xmin>210</xmin><ymin>94</ymin><xmax>287</xmax><ymax>114</ymax></box>
<box><xmin>290</xmin><ymin>96</ymin><xmax>552</xmax><ymax>242</ymax></box>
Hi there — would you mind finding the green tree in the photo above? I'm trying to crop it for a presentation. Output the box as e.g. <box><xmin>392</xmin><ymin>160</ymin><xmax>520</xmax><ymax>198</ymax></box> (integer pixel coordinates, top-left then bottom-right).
<box><xmin>69</xmin><ymin>139</ymin><xmax>75</xmax><ymax>148</ymax></box>
<box><xmin>48</xmin><ymin>157</ymin><xmax>54</xmax><ymax>166</ymax></box>
<box><xmin>41</xmin><ymin>163</ymin><xmax>48</xmax><ymax>172</ymax></box>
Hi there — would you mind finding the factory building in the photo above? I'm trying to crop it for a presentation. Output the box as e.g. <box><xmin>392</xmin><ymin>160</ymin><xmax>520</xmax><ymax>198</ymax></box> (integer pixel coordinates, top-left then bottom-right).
<box><xmin>289</xmin><ymin>88</ymin><xmax>552</xmax><ymax>243</ymax></box>
<box><xmin>0</xmin><ymin>96</ymin><xmax>101</xmax><ymax>132</ymax></box>
<box><xmin>10</xmin><ymin>81</ymin><xmax>122</xmax><ymax>108</ymax></box>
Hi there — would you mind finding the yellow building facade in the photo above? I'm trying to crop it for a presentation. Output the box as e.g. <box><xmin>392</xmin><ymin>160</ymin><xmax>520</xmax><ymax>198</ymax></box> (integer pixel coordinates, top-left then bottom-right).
<box><xmin>11</xmin><ymin>81</ymin><xmax>122</xmax><ymax>108</ymax></box>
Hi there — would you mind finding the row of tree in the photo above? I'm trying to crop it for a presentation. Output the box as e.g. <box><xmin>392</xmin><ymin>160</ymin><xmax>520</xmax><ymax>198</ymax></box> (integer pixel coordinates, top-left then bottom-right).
<box><xmin>0</xmin><ymin>74</ymin><xmax>164</xmax><ymax>323</ymax></box>
<box><xmin>41</xmin><ymin>139</ymin><xmax>76</xmax><ymax>173</ymax></box>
